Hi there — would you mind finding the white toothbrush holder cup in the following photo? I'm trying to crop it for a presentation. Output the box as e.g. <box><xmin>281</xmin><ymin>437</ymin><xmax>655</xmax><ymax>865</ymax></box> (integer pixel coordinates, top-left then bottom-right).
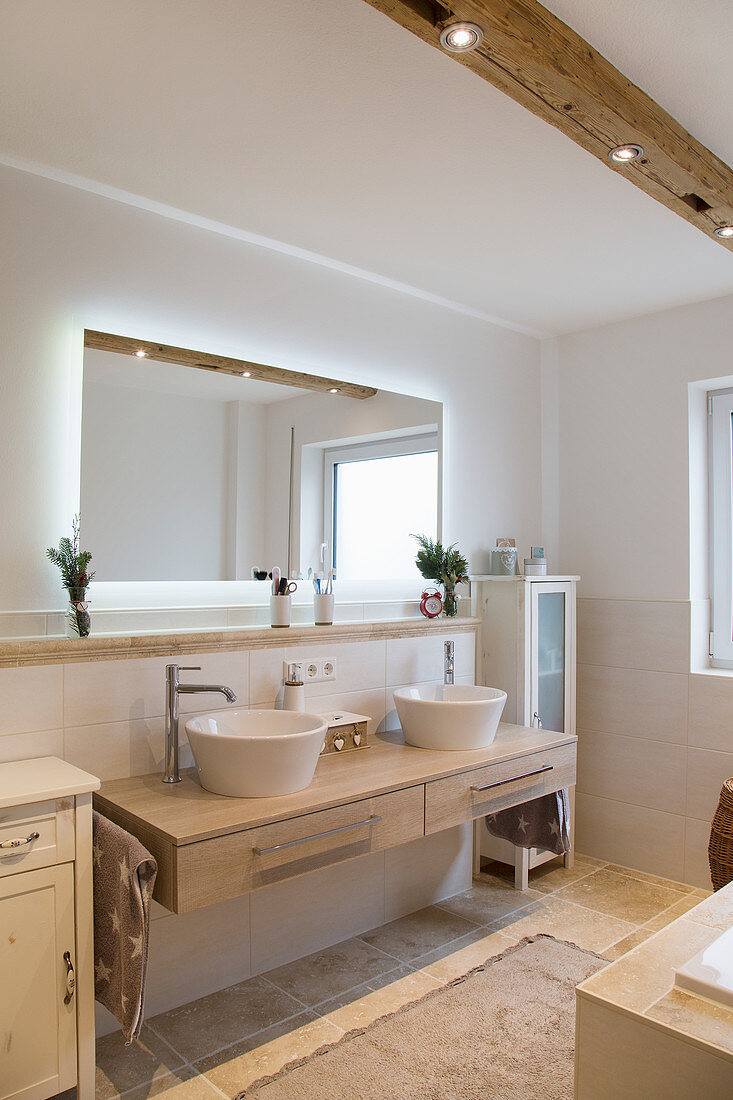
<box><xmin>270</xmin><ymin>594</ymin><xmax>292</xmax><ymax>627</ymax></box>
<box><xmin>314</xmin><ymin>594</ymin><xmax>335</xmax><ymax>625</ymax></box>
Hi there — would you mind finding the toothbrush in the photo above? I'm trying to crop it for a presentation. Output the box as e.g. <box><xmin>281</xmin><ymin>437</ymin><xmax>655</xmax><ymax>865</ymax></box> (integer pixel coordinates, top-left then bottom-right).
<box><xmin>271</xmin><ymin>566</ymin><xmax>280</xmax><ymax>596</ymax></box>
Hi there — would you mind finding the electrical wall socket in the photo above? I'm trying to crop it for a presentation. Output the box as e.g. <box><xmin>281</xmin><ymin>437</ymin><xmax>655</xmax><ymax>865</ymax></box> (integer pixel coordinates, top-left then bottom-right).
<box><xmin>285</xmin><ymin>658</ymin><xmax>337</xmax><ymax>684</ymax></box>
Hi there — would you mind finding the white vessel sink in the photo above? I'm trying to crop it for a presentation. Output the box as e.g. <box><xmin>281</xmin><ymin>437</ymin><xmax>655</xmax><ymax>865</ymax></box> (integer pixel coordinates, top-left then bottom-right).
<box><xmin>185</xmin><ymin>710</ymin><xmax>328</xmax><ymax>798</ymax></box>
<box><xmin>393</xmin><ymin>684</ymin><xmax>507</xmax><ymax>751</ymax></box>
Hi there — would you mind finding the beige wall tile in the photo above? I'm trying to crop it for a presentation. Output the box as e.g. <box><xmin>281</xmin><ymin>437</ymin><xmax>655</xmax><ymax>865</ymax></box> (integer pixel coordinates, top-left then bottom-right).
<box><xmin>686</xmin><ymin>747</ymin><xmax>733</xmax><ymax>821</ymax></box>
<box><xmin>0</xmin><ymin>664</ymin><xmax>62</xmax><ymax>735</ymax></box>
<box><xmin>684</xmin><ymin>817</ymin><xmax>713</xmax><ymax>891</ymax></box>
<box><xmin>575</xmin><ymin>792</ymin><xmax>685</xmax><ymax>882</ymax></box>
<box><xmin>689</xmin><ymin>674</ymin><xmax>733</xmax><ymax>751</ymax></box>
<box><xmin>64</xmin><ymin>655</ymin><xmax>168</xmax><ymax>727</ymax></box>
<box><xmin>385</xmin><ymin>632</ymin><xmax>474</xmax><ymax>688</ymax></box>
<box><xmin>249</xmin><ymin>640</ymin><xmax>386</xmax><ymax>705</ymax></box>
<box><xmin>175</xmin><ymin>650</ymin><xmax>250</xmax><ymax>712</ymax></box>
<box><xmin>0</xmin><ymin>728</ymin><xmax>63</xmax><ymax>763</ymax></box>
<box><xmin>577</xmin><ymin>599</ymin><xmax>690</xmax><ymax>672</ymax></box>
<box><xmin>64</xmin><ymin>716</ymin><xmax>166</xmax><ymax>780</ymax></box>
<box><xmin>249</xmin><ymin>852</ymin><xmax>386</xmax><ymax>973</ymax></box>
<box><xmin>300</xmin><ymin>687</ymin><xmax>386</xmax><ymax>734</ymax></box>
<box><xmin>385</xmin><ymin>635</ymin><xmax>443</xmax><ymax>687</ymax></box>
<box><xmin>64</xmin><ymin>651</ymin><xmax>249</xmax><ymax>728</ymax></box>
<box><xmin>577</xmin><ymin>730</ymin><xmax>687</xmax><ymax>813</ymax></box>
<box><xmin>577</xmin><ymin>665</ymin><xmax>687</xmax><ymax>742</ymax></box>
<box><xmin>145</xmin><ymin>895</ymin><xmax>251</xmax><ymax>1018</ymax></box>
<box><xmin>384</xmin><ymin>825</ymin><xmax>472</xmax><ymax>922</ymax></box>
<box><xmin>576</xmin><ymin>996</ymin><xmax>733</xmax><ymax>1100</ymax></box>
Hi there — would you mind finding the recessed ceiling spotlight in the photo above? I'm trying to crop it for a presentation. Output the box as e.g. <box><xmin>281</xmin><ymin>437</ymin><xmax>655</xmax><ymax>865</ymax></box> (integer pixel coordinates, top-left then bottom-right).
<box><xmin>329</xmin><ymin>387</ymin><xmax>340</xmax><ymax>394</ymax></box>
<box><xmin>714</xmin><ymin>225</ymin><xmax>733</xmax><ymax>240</ymax></box>
<box><xmin>609</xmin><ymin>144</ymin><xmax>644</xmax><ymax>164</ymax></box>
<box><xmin>439</xmin><ymin>22</ymin><xmax>484</xmax><ymax>53</ymax></box>
<box><xmin>242</xmin><ymin>370</ymin><xmax>252</xmax><ymax>377</ymax></box>
<box><xmin>134</xmin><ymin>349</ymin><xmax>147</xmax><ymax>357</ymax></box>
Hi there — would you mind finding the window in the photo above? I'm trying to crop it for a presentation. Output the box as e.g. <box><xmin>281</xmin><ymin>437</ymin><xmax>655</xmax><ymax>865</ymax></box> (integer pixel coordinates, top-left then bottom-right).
<box><xmin>709</xmin><ymin>389</ymin><xmax>733</xmax><ymax>665</ymax></box>
<box><xmin>324</xmin><ymin>434</ymin><xmax>439</xmax><ymax>580</ymax></box>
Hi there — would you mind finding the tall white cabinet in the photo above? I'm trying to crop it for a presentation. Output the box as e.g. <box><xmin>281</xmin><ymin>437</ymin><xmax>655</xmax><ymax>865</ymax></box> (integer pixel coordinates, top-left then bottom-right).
<box><xmin>471</xmin><ymin>575</ymin><xmax>579</xmax><ymax>888</ymax></box>
<box><xmin>0</xmin><ymin>758</ymin><xmax>100</xmax><ymax>1100</ymax></box>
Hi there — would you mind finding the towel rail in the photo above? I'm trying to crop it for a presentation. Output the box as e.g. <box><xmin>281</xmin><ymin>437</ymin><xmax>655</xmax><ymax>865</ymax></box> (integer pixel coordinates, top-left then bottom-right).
<box><xmin>253</xmin><ymin>814</ymin><xmax>382</xmax><ymax>856</ymax></box>
<box><xmin>471</xmin><ymin>764</ymin><xmax>553</xmax><ymax>793</ymax></box>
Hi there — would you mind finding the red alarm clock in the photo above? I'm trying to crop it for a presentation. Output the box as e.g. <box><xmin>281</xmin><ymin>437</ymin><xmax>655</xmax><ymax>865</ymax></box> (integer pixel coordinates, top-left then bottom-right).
<box><xmin>419</xmin><ymin>588</ymin><xmax>443</xmax><ymax>618</ymax></box>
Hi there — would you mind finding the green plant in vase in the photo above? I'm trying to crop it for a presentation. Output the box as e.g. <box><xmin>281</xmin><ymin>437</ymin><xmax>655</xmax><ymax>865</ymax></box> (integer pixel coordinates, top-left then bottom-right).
<box><xmin>412</xmin><ymin>534</ymin><xmax>468</xmax><ymax>618</ymax></box>
<box><xmin>46</xmin><ymin>515</ymin><xmax>95</xmax><ymax>638</ymax></box>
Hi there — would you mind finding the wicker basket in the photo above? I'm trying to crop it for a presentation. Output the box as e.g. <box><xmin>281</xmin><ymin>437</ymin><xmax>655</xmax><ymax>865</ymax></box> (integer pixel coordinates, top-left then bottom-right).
<box><xmin>708</xmin><ymin>778</ymin><xmax>733</xmax><ymax>890</ymax></box>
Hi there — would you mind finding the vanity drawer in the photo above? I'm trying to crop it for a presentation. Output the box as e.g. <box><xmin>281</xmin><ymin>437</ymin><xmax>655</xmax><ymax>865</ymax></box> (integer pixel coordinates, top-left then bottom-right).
<box><xmin>425</xmin><ymin>744</ymin><xmax>576</xmax><ymax>835</ymax></box>
<box><xmin>174</xmin><ymin>785</ymin><xmax>425</xmax><ymax>912</ymax></box>
<box><xmin>0</xmin><ymin>799</ymin><xmax>76</xmax><ymax>877</ymax></box>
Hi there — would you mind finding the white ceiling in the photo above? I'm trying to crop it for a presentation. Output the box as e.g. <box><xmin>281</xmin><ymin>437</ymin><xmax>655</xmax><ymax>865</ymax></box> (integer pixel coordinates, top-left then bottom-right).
<box><xmin>1</xmin><ymin>0</ymin><xmax>732</xmax><ymax>334</ymax></box>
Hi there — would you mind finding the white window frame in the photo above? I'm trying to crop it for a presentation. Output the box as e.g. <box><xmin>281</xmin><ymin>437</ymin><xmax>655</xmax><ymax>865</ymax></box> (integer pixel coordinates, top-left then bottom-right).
<box><xmin>323</xmin><ymin>432</ymin><xmax>439</xmax><ymax>575</ymax></box>
<box><xmin>709</xmin><ymin>388</ymin><xmax>733</xmax><ymax>666</ymax></box>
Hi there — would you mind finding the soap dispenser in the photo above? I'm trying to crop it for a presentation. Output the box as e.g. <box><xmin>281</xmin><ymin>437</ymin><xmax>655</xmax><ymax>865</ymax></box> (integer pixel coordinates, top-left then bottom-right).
<box><xmin>282</xmin><ymin>663</ymin><xmax>305</xmax><ymax>712</ymax></box>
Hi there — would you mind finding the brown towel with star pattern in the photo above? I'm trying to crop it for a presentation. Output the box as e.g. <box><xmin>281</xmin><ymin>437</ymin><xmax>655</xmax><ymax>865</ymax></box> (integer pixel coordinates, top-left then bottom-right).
<box><xmin>485</xmin><ymin>789</ymin><xmax>570</xmax><ymax>856</ymax></box>
<box><xmin>92</xmin><ymin>811</ymin><xmax>157</xmax><ymax>1044</ymax></box>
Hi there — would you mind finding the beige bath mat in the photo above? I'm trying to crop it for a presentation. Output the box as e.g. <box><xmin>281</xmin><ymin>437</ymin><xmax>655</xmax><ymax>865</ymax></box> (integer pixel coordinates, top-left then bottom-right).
<box><xmin>238</xmin><ymin>934</ymin><xmax>608</xmax><ymax>1099</ymax></box>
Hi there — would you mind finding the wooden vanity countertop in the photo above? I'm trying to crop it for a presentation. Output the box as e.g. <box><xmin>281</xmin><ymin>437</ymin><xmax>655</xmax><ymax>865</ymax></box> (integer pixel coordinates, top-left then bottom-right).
<box><xmin>94</xmin><ymin>724</ymin><xmax>577</xmax><ymax>847</ymax></box>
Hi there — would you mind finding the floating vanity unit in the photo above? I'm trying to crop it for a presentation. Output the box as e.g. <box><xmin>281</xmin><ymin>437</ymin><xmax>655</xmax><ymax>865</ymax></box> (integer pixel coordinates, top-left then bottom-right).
<box><xmin>94</xmin><ymin>723</ymin><xmax>577</xmax><ymax>915</ymax></box>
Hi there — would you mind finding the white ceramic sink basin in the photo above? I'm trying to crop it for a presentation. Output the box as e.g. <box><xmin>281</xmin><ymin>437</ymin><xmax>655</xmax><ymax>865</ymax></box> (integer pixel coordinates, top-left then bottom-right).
<box><xmin>393</xmin><ymin>684</ymin><xmax>507</xmax><ymax>751</ymax></box>
<box><xmin>185</xmin><ymin>710</ymin><xmax>328</xmax><ymax>798</ymax></box>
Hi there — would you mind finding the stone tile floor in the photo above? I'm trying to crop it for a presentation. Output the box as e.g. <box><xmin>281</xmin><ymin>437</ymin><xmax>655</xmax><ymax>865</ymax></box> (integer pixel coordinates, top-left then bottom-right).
<box><xmin>96</xmin><ymin>855</ymin><xmax>711</xmax><ymax>1099</ymax></box>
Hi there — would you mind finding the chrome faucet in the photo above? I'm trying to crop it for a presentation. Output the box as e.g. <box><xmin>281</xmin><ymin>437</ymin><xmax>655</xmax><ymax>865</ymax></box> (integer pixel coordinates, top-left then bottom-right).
<box><xmin>444</xmin><ymin>640</ymin><xmax>455</xmax><ymax>686</ymax></box>
<box><xmin>164</xmin><ymin>664</ymin><xmax>237</xmax><ymax>783</ymax></box>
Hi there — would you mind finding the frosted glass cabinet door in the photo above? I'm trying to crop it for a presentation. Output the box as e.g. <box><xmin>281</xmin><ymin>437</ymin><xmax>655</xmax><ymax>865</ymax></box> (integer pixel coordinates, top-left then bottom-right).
<box><xmin>529</xmin><ymin>582</ymin><xmax>575</xmax><ymax>735</ymax></box>
<box><xmin>0</xmin><ymin>863</ymin><xmax>77</xmax><ymax>1100</ymax></box>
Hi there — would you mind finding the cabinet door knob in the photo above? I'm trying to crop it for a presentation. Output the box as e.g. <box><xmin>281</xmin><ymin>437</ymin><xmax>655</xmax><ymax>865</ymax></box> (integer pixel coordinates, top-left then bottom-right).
<box><xmin>63</xmin><ymin>951</ymin><xmax>76</xmax><ymax>1004</ymax></box>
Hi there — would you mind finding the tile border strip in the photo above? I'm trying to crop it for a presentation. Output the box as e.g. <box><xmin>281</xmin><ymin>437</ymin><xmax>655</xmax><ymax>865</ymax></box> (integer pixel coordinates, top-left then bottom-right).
<box><xmin>0</xmin><ymin>617</ymin><xmax>480</xmax><ymax>668</ymax></box>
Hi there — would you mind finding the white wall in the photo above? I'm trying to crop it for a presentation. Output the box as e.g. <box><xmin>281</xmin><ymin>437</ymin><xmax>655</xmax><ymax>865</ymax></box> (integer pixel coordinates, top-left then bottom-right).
<box><xmin>555</xmin><ymin>293</ymin><xmax>733</xmax><ymax>887</ymax></box>
<box><xmin>0</xmin><ymin>163</ymin><xmax>541</xmax><ymax>613</ymax></box>
<box><xmin>556</xmin><ymin>293</ymin><xmax>733</xmax><ymax>601</ymax></box>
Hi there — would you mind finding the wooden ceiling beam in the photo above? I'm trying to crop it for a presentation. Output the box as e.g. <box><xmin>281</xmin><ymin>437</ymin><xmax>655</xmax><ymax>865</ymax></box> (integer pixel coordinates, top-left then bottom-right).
<box><xmin>362</xmin><ymin>0</ymin><xmax>733</xmax><ymax>248</ymax></box>
<box><xmin>84</xmin><ymin>330</ymin><xmax>378</xmax><ymax>400</ymax></box>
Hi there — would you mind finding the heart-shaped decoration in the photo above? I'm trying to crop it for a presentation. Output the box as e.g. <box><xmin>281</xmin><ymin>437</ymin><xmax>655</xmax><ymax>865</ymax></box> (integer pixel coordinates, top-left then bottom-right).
<box><xmin>352</xmin><ymin>733</ymin><xmax>362</xmax><ymax>747</ymax></box>
<box><xmin>334</xmin><ymin>736</ymin><xmax>345</xmax><ymax>751</ymax></box>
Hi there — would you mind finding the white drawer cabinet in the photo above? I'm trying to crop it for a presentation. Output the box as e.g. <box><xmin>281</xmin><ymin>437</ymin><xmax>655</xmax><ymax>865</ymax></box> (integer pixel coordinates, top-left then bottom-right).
<box><xmin>0</xmin><ymin>759</ymin><xmax>100</xmax><ymax>1100</ymax></box>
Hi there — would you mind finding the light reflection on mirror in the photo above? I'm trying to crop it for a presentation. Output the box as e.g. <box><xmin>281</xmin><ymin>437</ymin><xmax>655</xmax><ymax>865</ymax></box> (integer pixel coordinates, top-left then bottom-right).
<box><xmin>80</xmin><ymin>344</ymin><xmax>442</xmax><ymax>582</ymax></box>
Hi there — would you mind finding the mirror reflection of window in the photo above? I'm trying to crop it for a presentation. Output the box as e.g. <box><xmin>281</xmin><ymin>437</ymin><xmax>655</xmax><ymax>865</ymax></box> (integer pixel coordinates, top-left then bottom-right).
<box><xmin>328</xmin><ymin>437</ymin><xmax>438</xmax><ymax>581</ymax></box>
<box><xmin>81</xmin><ymin>335</ymin><xmax>442</xmax><ymax>584</ymax></box>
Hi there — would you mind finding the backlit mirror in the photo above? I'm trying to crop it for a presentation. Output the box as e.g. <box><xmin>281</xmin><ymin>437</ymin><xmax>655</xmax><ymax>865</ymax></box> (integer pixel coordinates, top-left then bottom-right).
<box><xmin>80</xmin><ymin>333</ymin><xmax>442</xmax><ymax>582</ymax></box>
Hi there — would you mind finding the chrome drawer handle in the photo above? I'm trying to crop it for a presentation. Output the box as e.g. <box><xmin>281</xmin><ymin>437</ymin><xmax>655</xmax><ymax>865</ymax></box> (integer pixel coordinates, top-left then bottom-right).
<box><xmin>471</xmin><ymin>764</ymin><xmax>553</xmax><ymax>793</ymax></box>
<box><xmin>0</xmin><ymin>830</ymin><xmax>40</xmax><ymax>850</ymax></box>
<box><xmin>253</xmin><ymin>814</ymin><xmax>382</xmax><ymax>856</ymax></box>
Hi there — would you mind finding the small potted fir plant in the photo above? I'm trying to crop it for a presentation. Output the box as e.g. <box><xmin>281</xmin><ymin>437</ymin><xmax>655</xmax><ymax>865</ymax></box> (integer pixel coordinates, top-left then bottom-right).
<box><xmin>46</xmin><ymin>515</ymin><xmax>95</xmax><ymax>638</ymax></box>
<box><xmin>412</xmin><ymin>534</ymin><xmax>468</xmax><ymax>617</ymax></box>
